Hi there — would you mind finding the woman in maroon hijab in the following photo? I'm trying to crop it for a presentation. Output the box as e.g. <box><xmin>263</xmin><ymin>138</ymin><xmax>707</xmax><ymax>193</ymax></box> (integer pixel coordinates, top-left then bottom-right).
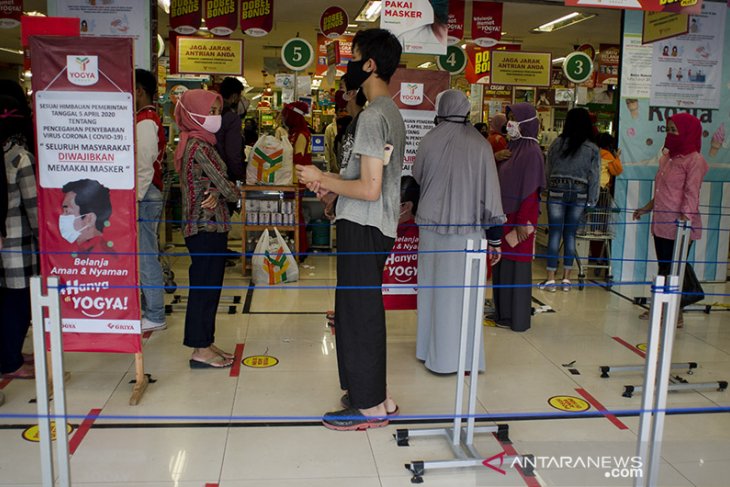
<box><xmin>492</xmin><ymin>103</ymin><xmax>545</xmax><ymax>332</ymax></box>
<box><xmin>634</xmin><ymin>113</ymin><xmax>708</xmax><ymax>325</ymax></box>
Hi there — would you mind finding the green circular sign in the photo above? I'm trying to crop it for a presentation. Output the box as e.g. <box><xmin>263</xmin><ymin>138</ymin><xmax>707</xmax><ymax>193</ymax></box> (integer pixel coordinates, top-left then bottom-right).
<box><xmin>563</xmin><ymin>51</ymin><xmax>593</xmax><ymax>84</ymax></box>
<box><xmin>437</xmin><ymin>45</ymin><xmax>467</xmax><ymax>74</ymax></box>
<box><xmin>282</xmin><ymin>38</ymin><xmax>314</xmax><ymax>71</ymax></box>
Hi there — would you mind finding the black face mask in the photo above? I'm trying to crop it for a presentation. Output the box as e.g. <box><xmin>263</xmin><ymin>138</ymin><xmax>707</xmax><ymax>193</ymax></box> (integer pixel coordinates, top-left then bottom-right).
<box><xmin>345</xmin><ymin>59</ymin><xmax>372</xmax><ymax>91</ymax></box>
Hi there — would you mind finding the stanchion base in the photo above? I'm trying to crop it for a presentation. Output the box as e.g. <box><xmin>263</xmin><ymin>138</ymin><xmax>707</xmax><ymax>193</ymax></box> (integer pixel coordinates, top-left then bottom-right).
<box><xmin>129</xmin><ymin>374</ymin><xmax>149</xmax><ymax>406</ymax></box>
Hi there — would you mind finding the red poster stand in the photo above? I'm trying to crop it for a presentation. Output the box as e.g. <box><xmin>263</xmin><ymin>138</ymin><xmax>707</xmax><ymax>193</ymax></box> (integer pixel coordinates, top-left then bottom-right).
<box><xmin>30</xmin><ymin>36</ymin><xmax>148</xmax><ymax>404</ymax></box>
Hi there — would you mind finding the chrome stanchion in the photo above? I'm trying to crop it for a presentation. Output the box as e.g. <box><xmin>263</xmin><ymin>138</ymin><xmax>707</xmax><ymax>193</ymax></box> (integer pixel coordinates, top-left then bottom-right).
<box><xmin>30</xmin><ymin>276</ymin><xmax>71</xmax><ymax>487</ymax></box>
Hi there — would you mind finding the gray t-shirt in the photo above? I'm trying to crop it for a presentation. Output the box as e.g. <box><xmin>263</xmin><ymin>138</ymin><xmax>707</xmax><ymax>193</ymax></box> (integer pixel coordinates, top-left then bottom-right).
<box><xmin>335</xmin><ymin>96</ymin><xmax>405</xmax><ymax>238</ymax></box>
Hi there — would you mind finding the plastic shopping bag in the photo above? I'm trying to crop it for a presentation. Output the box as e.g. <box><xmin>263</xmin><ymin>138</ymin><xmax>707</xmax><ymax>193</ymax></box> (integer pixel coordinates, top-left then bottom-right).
<box><xmin>251</xmin><ymin>227</ymin><xmax>299</xmax><ymax>285</ymax></box>
<box><xmin>246</xmin><ymin>134</ymin><xmax>294</xmax><ymax>185</ymax></box>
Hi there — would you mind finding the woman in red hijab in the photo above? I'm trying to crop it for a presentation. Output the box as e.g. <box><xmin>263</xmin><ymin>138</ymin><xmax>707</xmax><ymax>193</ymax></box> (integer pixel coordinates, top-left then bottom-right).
<box><xmin>174</xmin><ymin>89</ymin><xmax>240</xmax><ymax>368</ymax></box>
<box><xmin>633</xmin><ymin>113</ymin><xmax>708</xmax><ymax>325</ymax></box>
<box><xmin>282</xmin><ymin>101</ymin><xmax>312</xmax><ymax>254</ymax></box>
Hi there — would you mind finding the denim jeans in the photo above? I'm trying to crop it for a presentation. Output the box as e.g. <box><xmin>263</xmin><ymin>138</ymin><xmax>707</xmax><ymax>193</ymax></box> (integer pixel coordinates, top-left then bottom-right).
<box><xmin>546</xmin><ymin>179</ymin><xmax>588</xmax><ymax>271</ymax></box>
<box><xmin>138</xmin><ymin>185</ymin><xmax>165</xmax><ymax>323</ymax></box>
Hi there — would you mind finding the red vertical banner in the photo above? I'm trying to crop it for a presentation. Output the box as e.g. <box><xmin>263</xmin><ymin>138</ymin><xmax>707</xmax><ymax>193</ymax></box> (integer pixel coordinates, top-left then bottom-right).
<box><xmin>170</xmin><ymin>0</ymin><xmax>202</xmax><ymax>35</ymax></box>
<box><xmin>240</xmin><ymin>0</ymin><xmax>274</xmax><ymax>37</ymax></box>
<box><xmin>0</xmin><ymin>0</ymin><xmax>22</xmax><ymax>28</ymax></box>
<box><xmin>472</xmin><ymin>1</ymin><xmax>503</xmax><ymax>48</ymax></box>
<box><xmin>204</xmin><ymin>0</ymin><xmax>237</xmax><ymax>36</ymax></box>
<box><xmin>382</xmin><ymin>223</ymin><xmax>419</xmax><ymax>310</ymax></box>
<box><xmin>447</xmin><ymin>0</ymin><xmax>465</xmax><ymax>46</ymax></box>
<box><xmin>30</xmin><ymin>36</ymin><xmax>141</xmax><ymax>353</ymax></box>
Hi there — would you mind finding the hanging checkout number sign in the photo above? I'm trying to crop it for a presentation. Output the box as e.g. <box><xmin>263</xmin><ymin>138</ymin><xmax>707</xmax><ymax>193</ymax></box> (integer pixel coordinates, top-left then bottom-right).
<box><xmin>437</xmin><ymin>45</ymin><xmax>467</xmax><ymax>75</ymax></box>
<box><xmin>281</xmin><ymin>37</ymin><xmax>314</xmax><ymax>71</ymax></box>
<box><xmin>562</xmin><ymin>51</ymin><xmax>594</xmax><ymax>84</ymax></box>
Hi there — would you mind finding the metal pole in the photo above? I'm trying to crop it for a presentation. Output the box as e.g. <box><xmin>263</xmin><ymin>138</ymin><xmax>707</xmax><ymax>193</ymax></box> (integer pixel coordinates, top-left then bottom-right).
<box><xmin>466</xmin><ymin>240</ymin><xmax>488</xmax><ymax>445</ymax></box>
<box><xmin>453</xmin><ymin>239</ymin><xmax>474</xmax><ymax>446</ymax></box>
<box><xmin>30</xmin><ymin>276</ymin><xmax>71</xmax><ymax>487</ymax></box>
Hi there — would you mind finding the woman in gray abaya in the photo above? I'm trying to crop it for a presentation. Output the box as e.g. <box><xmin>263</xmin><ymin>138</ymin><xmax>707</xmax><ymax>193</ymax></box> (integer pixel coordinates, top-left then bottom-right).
<box><xmin>413</xmin><ymin>90</ymin><xmax>505</xmax><ymax>374</ymax></box>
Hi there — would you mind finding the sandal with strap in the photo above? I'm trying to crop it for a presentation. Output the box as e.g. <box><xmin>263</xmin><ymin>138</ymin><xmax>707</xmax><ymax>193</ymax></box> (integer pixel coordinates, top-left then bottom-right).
<box><xmin>537</xmin><ymin>279</ymin><xmax>557</xmax><ymax>292</ymax></box>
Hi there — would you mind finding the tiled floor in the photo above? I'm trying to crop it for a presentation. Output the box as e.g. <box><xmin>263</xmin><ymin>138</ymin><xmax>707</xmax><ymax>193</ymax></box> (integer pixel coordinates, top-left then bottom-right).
<box><xmin>0</xmin><ymin>247</ymin><xmax>728</xmax><ymax>487</ymax></box>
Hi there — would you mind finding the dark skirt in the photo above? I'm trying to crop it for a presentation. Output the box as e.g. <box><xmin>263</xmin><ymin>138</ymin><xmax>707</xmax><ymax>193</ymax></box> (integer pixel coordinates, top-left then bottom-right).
<box><xmin>493</xmin><ymin>259</ymin><xmax>533</xmax><ymax>332</ymax></box>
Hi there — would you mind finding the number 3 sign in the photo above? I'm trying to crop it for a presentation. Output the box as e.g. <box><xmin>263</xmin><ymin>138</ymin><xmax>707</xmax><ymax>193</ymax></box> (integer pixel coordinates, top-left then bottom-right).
<box><xmin>563</xmin><ymin>51</ymin><xmax>594</xmax><ymax>84</ymax></box>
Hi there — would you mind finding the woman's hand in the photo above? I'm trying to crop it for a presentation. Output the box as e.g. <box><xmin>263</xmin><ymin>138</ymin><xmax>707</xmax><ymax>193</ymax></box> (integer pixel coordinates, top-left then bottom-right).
<box><xmin>494</xmin><ymin>149</ymin><xmax>511</xmax><ymax>162</ymax></box>
<box><xmin>201</xmin><ymin>192</ymin><xmax>218</xmax><ymax>210</ymax></box>
<box><xmin>516</xmin><ymin>225</ymin><xmax>531</xmax><ymax>242</ymax></box>
<box><xmin>488</xmin><ymin>245</ymin><xmax>502</xmax><ymax>266</ymax></box>
<box><xmin>296</xmin><ymin>164</ymin><xmax>323</xmax><ymax>186</ymax></box>
<box><xmin>633</xmin><ymin>208</ymin><xmax>646</xmax><ymax>220</ymax></box>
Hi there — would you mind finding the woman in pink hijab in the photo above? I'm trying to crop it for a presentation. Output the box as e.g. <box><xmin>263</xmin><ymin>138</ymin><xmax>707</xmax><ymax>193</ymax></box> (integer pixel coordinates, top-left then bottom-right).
<box><xmin>634</xmin><ymin>112</ymin><xmax>708</xmax><ymax>326</ymax></box>
<box><xmin>174</xmin><ymin>89</ymin><xmax>240</xmax><ymax>368</ymax></box>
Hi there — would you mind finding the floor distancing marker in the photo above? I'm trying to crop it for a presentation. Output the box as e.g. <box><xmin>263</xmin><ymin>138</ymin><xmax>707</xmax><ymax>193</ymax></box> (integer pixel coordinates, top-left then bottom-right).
<box><xmin>575</xmin><ymin>388</ymin><xmax>629</xmax><ymax>430</ymax></box>
<box><xmin>229</xmin><ymin>343</ymin><xmax>246</xmax><ymax>378</ymax></box>
<box><xmin>612</xmin><ymin>336</ymin><xmax>646</xmax><ymax>359</ymax></box>
<box><xmin>69</xmin><ymin>408</ymin><xmax>102</xmax><ymax>455</ymax></box>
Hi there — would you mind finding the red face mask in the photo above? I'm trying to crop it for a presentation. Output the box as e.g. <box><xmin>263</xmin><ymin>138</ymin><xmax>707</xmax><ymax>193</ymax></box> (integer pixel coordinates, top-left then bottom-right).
<box><xmin>663</xmin><ymin>133</ymin><xmax>684</xmax><ymax>157</ymax></box>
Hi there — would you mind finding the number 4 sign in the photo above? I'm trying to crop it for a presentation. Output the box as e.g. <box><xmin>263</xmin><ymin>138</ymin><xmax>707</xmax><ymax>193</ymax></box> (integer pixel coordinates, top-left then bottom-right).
<box><xmin>563</xmin><ymin>51</ymin><xmax>594</xmax><ymax>84</ymax></box>
<box><xmin>437</xmin><ymin>45</ymin><xmax>467</xmax><ymax>75</ymax></box>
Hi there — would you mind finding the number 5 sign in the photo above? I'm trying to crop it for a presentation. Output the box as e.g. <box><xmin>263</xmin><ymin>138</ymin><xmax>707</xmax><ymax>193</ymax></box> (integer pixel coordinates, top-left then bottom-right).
<box><xmin>282</xmin><ymin>37</ymin><xmax>314</xmax><ymax>71</ymax></box>
<box><xmin>563</xmin><ymin>51</ymin><xmax>593</xmax><ymax>84</ymax></box>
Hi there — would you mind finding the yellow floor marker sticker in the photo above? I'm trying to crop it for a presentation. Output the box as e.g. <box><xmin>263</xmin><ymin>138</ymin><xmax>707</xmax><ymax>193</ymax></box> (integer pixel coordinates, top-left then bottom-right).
<box><xmin>242</xmin><ymin>355</ymin><xmax>279</xmax><ymax>368</ymax></box>
<box><xmin>22</xmin><ymin>422</ymin><xmax>74</xmax><ymax>442</ymax></box>
<box><xmin>548</xmin><ymin>395</ymin><xmax>591</xmax><ymax>413</ymax></box>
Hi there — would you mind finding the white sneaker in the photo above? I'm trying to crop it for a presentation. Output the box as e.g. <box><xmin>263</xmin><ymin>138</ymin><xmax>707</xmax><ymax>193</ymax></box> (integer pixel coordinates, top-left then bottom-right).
<box><xmin>537</xmin><ymin>279</ymin><xmax>557</xmax><ymax>292</ymax></box>
<box><xmin>141</xmin><ymin>318</ymin><xmax>167</xmax><ymax>332</ymax></box>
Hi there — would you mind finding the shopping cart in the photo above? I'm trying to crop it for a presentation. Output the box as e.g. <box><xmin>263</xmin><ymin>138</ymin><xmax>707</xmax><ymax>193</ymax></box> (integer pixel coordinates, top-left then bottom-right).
<box><xmin>575</xmin><ymin>188</ymin><xmax>620</xmax><ymax>290</ymax></box>
<box><xmin>159</xmin><ymin>168</ymin><xmax>178</xmax><ymax>294</ymax></box>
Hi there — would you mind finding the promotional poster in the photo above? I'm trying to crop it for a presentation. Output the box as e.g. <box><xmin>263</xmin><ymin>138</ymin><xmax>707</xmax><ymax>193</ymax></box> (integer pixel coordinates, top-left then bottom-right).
<box><xmin>31</xmin><ymin>36</ymin><xmax>142</xmax><ymax>353</ymax></box>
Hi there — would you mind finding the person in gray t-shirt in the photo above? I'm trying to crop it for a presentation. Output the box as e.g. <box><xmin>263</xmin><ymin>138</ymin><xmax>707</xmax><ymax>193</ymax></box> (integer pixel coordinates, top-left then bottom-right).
<box><xmin>296</xmin><ymin>29</ymin><xmax>405</xmax><ymax>431</ymax></box>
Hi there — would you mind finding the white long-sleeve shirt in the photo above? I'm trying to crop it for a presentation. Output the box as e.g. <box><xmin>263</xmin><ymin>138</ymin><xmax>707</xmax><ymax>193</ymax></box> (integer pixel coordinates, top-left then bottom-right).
<box><xmin>136</xmin><ymin>118</ymin><xmax>160</xmax><ymax>201</ymax></box>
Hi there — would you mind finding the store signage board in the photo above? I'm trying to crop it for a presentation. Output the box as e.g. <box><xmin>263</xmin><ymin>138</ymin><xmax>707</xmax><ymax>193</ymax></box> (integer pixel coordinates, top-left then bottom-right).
<box><xmin>564</xmin><ymin>0</ymin><xmax>701</xmax><ymax>13</ymax></box>
<box><xmin>0</xmin><ymin>0</ymin><xmax>22</xmax><ymax>28</ymax></box>
<box><xmin>381</xmin><ymin>0</ymin><xmax>447</xmax><ymax>55</ymax></box>
<box><xmin>326</xmin><ymin>40</ymin><xmax>340</xmax><ymax>67</ymax></box>
<box><xmin>447</xmin><ymin>0</ymin><xmax>465</xmax><ymax>45</ymax></box>
<box><xmin>596</xmin><ymin>44</ymin><xmax>620</xmax><ymax>85</ymax></box>
<box><xmin>240</xmin><ymin>0</ymin><xmax>274</xmax><ymax>37</ymax></box>
<box><xmin>320</xmin><ymin>6</ymin><xmax>348</xmax><ymax>39</ymax></box>
<box><xmin>316</xmin><ymin>33</ymin><xmax>352</xmax><ymax>76</ymax></box>
<box><xmin>563</xmin><ymin>51</ymin><xmax>594</xmax><ymax>84</ymax></box>
<box><xmin>491</xmin><ymin>51</ymin><xmax>552</xmax><ymax>87</ymax></box>
<box><xmin>176</xmin><ymin>37</ymin><xmax>243</xmax><ymax>75</ymax></box>
<box><xmin>437</xmin><ymin>45</ymin><xmax>467</xmax><ymax>74</ymax></box>
<box><xmin>170</xmin><ymin>0</ymin><xmax>202</xmax><ymax>34</ymax></box>
<box><xmin>204</xmin><ymin>0</ymin><xmax>238</xmax><ymax>37</ymax></box>
<box><xmin>471</xmin><ymin>1</ymin><xmax>503</xmax><ymax>47</ymax></box>
<box><xmin>31</xmin><ymin>35</ymin><xmax>142</xmax><ymax>353</ymax></box>
<box><xmin>464</xmin><ymin>43</ymin><xmax>521</xmax><ymax>85</ymax></box>
<box><xmin>53</xmin><ymin>0</ymin><xmax>153</xmax><ymax>70</ymax></box>
<box><xmin>311</xmin><ymin>135</ymin><xmax>325</xmax><ymax>154</ymax></box>
<box><xmin>282</xmin><ymin>37</ymin><xmax>314</xmax><ymax>71</ymax></box>
<box><xmin>642</xmin><ymin>11</ymin><xmax>689</xmax><ymax>44</ymax></box>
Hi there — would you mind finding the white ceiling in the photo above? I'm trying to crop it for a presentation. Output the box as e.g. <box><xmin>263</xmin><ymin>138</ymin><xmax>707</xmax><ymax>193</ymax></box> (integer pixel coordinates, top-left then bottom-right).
<box><xmin>0</xmin><ymin>0</ymin><xmax>621</xmax><ymax>88</ymax></box>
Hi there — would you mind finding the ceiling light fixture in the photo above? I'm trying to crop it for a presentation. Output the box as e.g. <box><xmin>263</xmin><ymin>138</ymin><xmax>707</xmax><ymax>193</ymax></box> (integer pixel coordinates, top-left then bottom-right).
<box><xmin>417</xmin><ymin>61</ymin><xmax>435</xmax><ymax>69</ymax></box>
<box><xmin>23</xmin><ymin>10</ymin><xmax>46</xmax><ymax>16</ymax></box>
<box><xmin>531</xmin><ymin>12</ymin><xmax>596</xmax><ymax>33</ymax></box>
<box><xmin>157</xmin><ymin>0</ymin><xmax>170</xmax><ymax>14</ymax></box>
<box><xmin>355</xmin><ymin>1</ymin><xmax>382</xmax><ymax>23</ymax></box>
<box><xmin>0</xmin><ymin>48</ymin><xmax>23</xmax><ymax>55</ymax></box>
<box><xmin>552</xmin><ymin>57</ymin><xmax>566</xmax><ymax>64</ymax></box>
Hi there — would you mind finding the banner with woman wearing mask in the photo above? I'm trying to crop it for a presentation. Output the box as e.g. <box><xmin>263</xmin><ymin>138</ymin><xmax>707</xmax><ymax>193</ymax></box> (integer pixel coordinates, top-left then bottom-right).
<box><xmin>31</xmin><ymin>36</ymin><xmax>142</xmax><ymax>353</ymax></box>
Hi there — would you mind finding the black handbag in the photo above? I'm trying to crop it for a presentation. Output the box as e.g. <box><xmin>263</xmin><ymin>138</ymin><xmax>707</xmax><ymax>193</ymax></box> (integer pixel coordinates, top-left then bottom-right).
<box><xmin>681</xmin><ymin>263</ymin><xmax>705</xmax><ymax>308</ymax></box>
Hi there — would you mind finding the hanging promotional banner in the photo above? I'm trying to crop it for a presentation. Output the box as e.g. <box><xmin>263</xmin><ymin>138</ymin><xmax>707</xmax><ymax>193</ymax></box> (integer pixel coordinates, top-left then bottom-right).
<box><xmin>565</xmin><ymin>0</ymin><xmax>701</xmax><ymax>13</ymax></box>
<box><xmin>170</xmin><ymin>0</ymin><xmax>202</xmax><ymax>34</ymax></box>
<box><xmin>326</xmin><ymin>40</ymin><xmax>340</xmax><ymax>67</ymax></box>
<box><xmin>491</xmin><ymin>51</ymin><xmax>552</xmax><ymax>87</ymax></box>
<box><xmin>53</xmin><ymin>0</ymin><xmax>153</xmax><ymax>70</ymax></box>
<box><xmin>471</xmin><ymin>1</ymin><xmax>503</xmax><ymax>48</ymax></box>
<box><xmin>464</xmin><ymin>43</ymin><xmax>520</xmax><ymax>85</ymax></box>
<box><xmin>447</xmin><ymin>0</ymin><xmax>465</xmax><ymax>46</ymax></box>
<box><xmin>382</xmin><ymin>221</ymin><xmax>419</xmax><ymax>310</ymax></box>
<box><xmin>596</xmin><ymin>44</ymin><xmax>620</xmax><ymax>85</ymax></box>
<box><xmin>204</xmin><ymin>0</ymin><xmax>237</xmax><ymax>36</ymax></box>
<box><xmin>0</xmin><ymin>0</ymin><xmax>22</xmax><ymax>28</ymax></box>
<box><xmin>388</xmin><ymin>68</ymin><xmax>450</xmax><ymax>174</ymax></box>
<box><xmin>381</xmin><ymin>0</ymin><xmax>448</xmax><ymax>55</ymax></box>
<box><xmin>320</xmin><ymin>5</ymin><xmax>348</xmax><ymax>39</ymax></box>
<box><xmin>642</xmin><ymin>11</ymin><xmax>689</xmax><ymax>44</ymax></box>
<box><xmin>649</xmin><ymin>2</ymin><xmax>725</xmax><ymax>109</ymax></box>
<box><xmin>316</xmin><ymin>33</ymin><xmax>352</xmax><ymax>76</ymax></box>
<box><xmin>176</xmin><ymin>36</ymin><xmax>243</xmax><ymax>75</ymax></box>
<box><xmin>30</xmin><ymin>36</ymin><xmax>141</xmax><ymax>353</ymax></box>
<box><xmin>240</xmin><ymin>0</ymin><xmax>273</xmax><ymax>37</ymax></box>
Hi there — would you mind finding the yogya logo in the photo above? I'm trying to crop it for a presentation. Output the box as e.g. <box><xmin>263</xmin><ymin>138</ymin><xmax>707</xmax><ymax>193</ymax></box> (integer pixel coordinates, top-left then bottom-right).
<box><xmin>400</xmin><ymin>82</ymin><xmax>424</xmax><ymax>106</ymax></box>
<box><xmin>66</xmin><ymin>55</ymin><xmax>99</xmax><ymax>86</ymax></box>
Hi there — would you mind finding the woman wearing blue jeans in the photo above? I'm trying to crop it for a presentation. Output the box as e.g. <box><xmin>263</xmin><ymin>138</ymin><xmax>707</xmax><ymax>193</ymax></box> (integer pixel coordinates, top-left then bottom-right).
<box><xmin>540</xmin><ymin>108</ymin><xmax>600</xmax><ymax>292</ymax></box>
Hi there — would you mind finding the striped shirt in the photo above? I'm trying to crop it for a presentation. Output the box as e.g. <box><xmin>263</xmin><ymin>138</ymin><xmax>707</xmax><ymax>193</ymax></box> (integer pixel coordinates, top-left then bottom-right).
<box><xmin>1</xmin><ymin>139</ymin><xmax>38</xmax><ymax>289</ymax></box>
<box><xmin>179</xmin><ymin>139</ymin><xmax>240</xmax><ymax>238</ymax></box>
